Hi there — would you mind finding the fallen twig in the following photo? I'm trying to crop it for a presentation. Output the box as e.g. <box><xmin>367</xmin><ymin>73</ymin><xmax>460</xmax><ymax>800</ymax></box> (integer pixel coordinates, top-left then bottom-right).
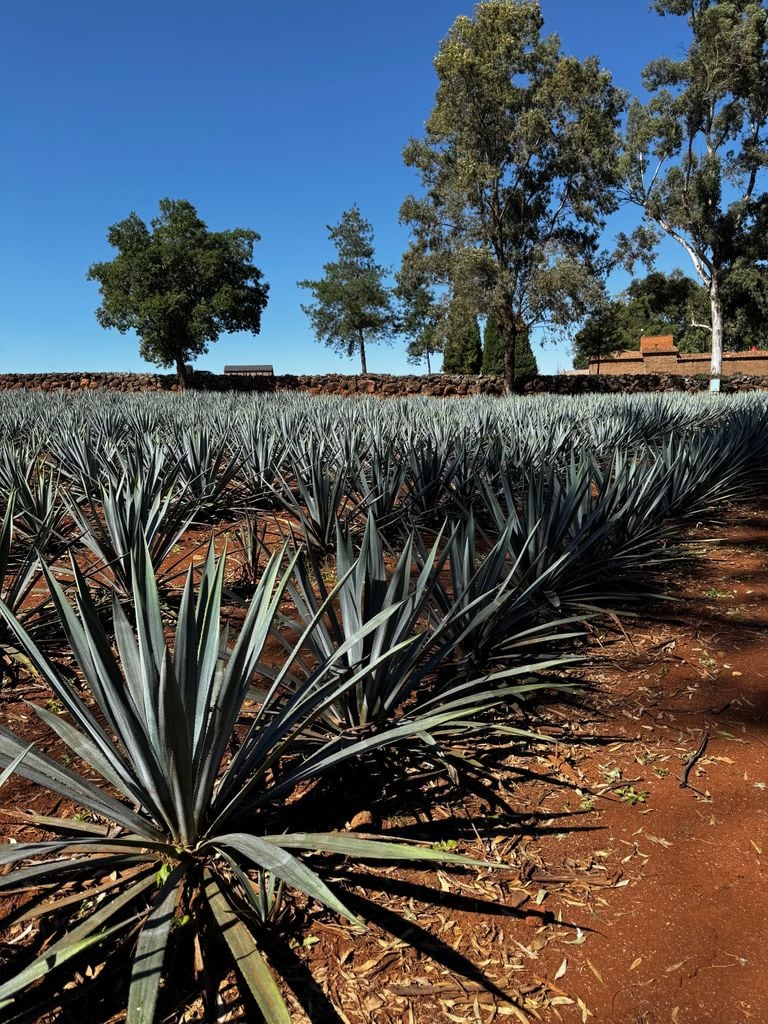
<box><xmin>679</xmin><ymin>729</ymin><xmax>709</xmax><ymax>789</ymax></box>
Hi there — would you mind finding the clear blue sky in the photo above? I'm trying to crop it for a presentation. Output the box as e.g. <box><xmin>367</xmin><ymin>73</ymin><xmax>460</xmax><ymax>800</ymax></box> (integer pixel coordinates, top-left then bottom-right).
<box><xmin>1</xmin><ymin>1</ymin><xmax>691</xmax><ymax>376</ymax></box>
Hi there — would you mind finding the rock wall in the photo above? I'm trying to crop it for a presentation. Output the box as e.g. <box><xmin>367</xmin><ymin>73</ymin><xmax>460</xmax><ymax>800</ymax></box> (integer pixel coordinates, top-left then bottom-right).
<box><xmin>0</xmin><ymin>370</ymin><xmax>767</xmax><ymax>396</ymax></box>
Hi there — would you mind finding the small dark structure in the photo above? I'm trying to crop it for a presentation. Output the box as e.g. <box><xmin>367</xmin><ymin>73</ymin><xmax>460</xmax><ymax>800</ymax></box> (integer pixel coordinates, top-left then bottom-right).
<box><xmin>223</xmin><ymin>364</ymin><xmax>274</xmax><ymax>377</ymax></box>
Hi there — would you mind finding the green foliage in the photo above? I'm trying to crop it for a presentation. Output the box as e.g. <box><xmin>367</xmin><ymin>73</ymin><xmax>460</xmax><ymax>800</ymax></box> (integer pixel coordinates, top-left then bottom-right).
<box><xmin>87</xmin><ymin>199</ymin><xmax>268</xmax><ymax>388</ymax></box>
<box><xmin>720</xmin><ymin>261</ymin><xmax>768</xmax><ymax>347</ymax></box>
<box><xmin>442</xmin><ymin>300</ymin><xmax>482</xmax><ymax>374</ymax></box>
<box><xmin>401</xmin><ymin>0</ymin><xmax>625</xmax><ymax>390</ymax></box>
<box><xmin>619</xmin><ymin>0</ymin><xmax>768</xmax><ymax>378</ymax></box>
<box><xmin>614</xmin><ymin>785</ymin><xmax>647</xmax><ymax>805</ymax></box>
<box><xmin>481</xmin><ymin>317</ymin><xmax>505</xmax><ymax>375</ymax></box>
<box><xmin>483</xmin><ymin>318</ymin><xmax>538</xmax><ymax>376</ymax></box>
<box><xmin>394</xmin><ymin>257</ymin><xmax>445</xmax><ymax>372</ymax></box>
<box><xmin>572</xmin><ymin>270</ymin><xmax>712</xmax><ymax>367</ymax></box>
<box><xmin>299</xmin><ymin>206</ymin><xmax>395</xmax><ymax>374</ymax></box>
<box><xmin>406</xmin><ymin>325</ymin><xmax>442</xmax><ymax>371</ymax></box>
<box><xmin>572</xmin><ymin>266</ymin><xmax>768</xmax><ymax>368</ymax></box>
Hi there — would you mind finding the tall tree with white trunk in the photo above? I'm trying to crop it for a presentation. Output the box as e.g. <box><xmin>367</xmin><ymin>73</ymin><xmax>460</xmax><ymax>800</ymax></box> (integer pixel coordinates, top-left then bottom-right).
<box><xmin>620</xmin><ymin>0</ymin><xmax>768</xmax><ymax>388</ymax></box>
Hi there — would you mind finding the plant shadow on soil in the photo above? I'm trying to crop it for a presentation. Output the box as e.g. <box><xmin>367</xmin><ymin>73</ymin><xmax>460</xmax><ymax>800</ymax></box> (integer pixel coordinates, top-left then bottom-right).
<box><xmin>5</xmin><ymin>504</ymin><xmax>768</xmax><ymax>1023</ymax></box>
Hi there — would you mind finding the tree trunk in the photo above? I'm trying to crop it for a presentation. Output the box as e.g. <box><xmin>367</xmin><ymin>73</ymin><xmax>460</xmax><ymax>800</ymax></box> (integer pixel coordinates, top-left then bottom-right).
<box><xmin>709</xmin><ymin>281</ymin><xmax>723</xmax><ymax>391</ymax></box>
<box><xmin>359</xmin><ymin>333</ymin><xmax>368</xmax><ymax>374</ymax></box>
<box><xmin>426</xmin><ymin>352</ymin><xmax>432</xmax><ymax>374</ymax></box>
<box><xmin>175</xmin><ymin>355</ymin><xmax>189</xmax><ymax>390</ymax></box>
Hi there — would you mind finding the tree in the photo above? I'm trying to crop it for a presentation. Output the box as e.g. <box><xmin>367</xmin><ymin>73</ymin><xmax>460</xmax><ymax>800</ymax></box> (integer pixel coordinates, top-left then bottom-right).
<box><xmin>87</xmin><ymin>198</ymin><xmax>268</xmax><ymax>388</ymax></box>
<box><xmin>625</xmin><ymin>270</ymin><xmax>711</xmax><ymax>352</ymax></box>
<box><xmin>482</xmin><ymin>317</ymin><xmax>538</xmax><ymax>375</ymax></box>
<box><xmin>299</xmin><ymin>206</ymin><xmax>395</xmax><ymax>374</ymax></box>
<box><xmin>401</xmin><ymin>0</ymin><xmax>625</xmax><ymax>392</ymax></box>
<box><xmin>394</xmin><ymin>258</ymin><xmax>445</xmax><ymax>372</ymax></box>
<box><xmin>572</xmin><ymin>271</ymin><xmax>711</xmax><ymax>368</ymax></box>
<box><xmin>571</xmin><ymin>265</ymin><xmax>768</xmax><ymax>368</ymax></box>
<box><xmin>442</xmin><ymin>299</ymin><xmax>482</xmax><ymax>373</ymax></box>
<box><xmin>719</xmin><ymin>259</ymin><xmax>768</xmax><ymax>347</ymax></box>
<box><xmin>571</xmin><ymin>299</ymin><xmax>627</xmax><ymax>371</ymax></box>
<box><xmin>620</xmin><ymin>0</ymin><xmax>768</xmax><ymax>387</ymax></box>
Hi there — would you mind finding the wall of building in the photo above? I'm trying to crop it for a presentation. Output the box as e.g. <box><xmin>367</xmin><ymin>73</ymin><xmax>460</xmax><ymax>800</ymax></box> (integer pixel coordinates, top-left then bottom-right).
<box><xmin>590</xmin><ymin>341</ymin><xmax>768</xmax><ymax>377</ymax></box>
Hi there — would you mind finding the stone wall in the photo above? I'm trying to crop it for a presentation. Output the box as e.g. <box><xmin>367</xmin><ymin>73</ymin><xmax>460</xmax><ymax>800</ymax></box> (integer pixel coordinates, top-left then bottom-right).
<box><xmin>0</xmin><ymin>371</ymin><xmax>505</xmax><ymax>396</ymax></box>
<box><xmin>0</xmin><ymin>369</ymin><xmax>767</xmax><ymax>396</ymax></box>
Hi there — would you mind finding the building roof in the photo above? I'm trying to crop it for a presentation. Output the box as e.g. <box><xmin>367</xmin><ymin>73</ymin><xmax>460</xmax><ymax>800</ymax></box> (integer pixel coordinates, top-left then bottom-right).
<box><xmin>223</xmin><ymin>364</ymin><xmax>274</xmax><ymax>373</ymax></box>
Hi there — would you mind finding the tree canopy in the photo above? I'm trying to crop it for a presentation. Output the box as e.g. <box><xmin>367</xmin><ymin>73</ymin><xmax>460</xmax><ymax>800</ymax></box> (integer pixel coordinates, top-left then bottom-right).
<box><xmin>619</xmin><ymin>0</ymin><xmax>768</xmax><ymax>385</ymax></box>
<box><xmin>572</xmin><ymin>271</ymin><xmax>710</xmax><ymax>368</ymax></box>
<box><xmin>573</xmin><ymin>266</ymin><xmax>768</xmax><ymax>368</ymax></box>
<box><xmin>400</xmin><ymin>0</ymin><xmax>625</xmax><ymax>391</ymax></box>
<box><xmin>299</xmin><ymin>207</ymin><xmax>395</xmax><ymax>374</ymax></box>
<box><xmin>87</xmin><ymin>198</ymin><xmax>268</xmax><ymax>388</ymax></box>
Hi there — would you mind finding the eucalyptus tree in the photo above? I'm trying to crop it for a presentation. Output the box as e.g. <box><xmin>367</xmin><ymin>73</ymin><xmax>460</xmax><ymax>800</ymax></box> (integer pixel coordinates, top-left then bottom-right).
<box><xmin>620</xmin><ymin>0</ymin><xmax>768</xmax><ymax>388</ymax></box>
<box><xmin>299</xmin><ymin>206</ymin><xmax>395</xmax><ymax>374</ymax></box>
<box><xmin>87</xmin><ymin>199</ymin><xmax>269</xmax><ymax>389</ymax></box>
<box><xmin>400</xmin><ymin>0</ymin><xmax>625</xmax><ymax>391</ymax></box>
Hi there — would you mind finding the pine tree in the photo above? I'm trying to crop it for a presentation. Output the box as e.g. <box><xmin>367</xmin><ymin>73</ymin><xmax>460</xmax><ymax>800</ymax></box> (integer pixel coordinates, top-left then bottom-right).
<box><xmin>515</xmin><ymin>329</ymin><xmax>538</xmax><ymax>378</ymax></box>
<box><xmin>481</xmin><ymin>318</ymin><xmax>504</xmax><ymax>374</ymax></box>
<box><xmin>483</xmin><ymin>318</ymin><xmax>538</xmax><ymax>376</ymax></box>
<box><xmin>298</xmin><ymin>206</ymin><xmax>394</xmax><ymax>374</ymax></box>
<box><xmin>442</xmin><ymin>304</ymin><xmax>482</xmax><ymax>373</ymax></box>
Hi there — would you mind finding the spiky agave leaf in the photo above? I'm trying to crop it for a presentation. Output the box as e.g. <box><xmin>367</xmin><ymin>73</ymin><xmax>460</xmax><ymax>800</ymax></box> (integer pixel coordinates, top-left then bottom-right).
<box><xmin>0</xmin><ymin>539</ymin><xmax>498</xmax><ymax>1023</ymax></box>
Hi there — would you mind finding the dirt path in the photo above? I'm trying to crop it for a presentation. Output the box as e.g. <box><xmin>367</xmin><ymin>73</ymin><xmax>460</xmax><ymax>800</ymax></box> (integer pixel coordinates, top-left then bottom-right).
<box><xmin>530</xmin><ymin>504</ymin><xmax>768</xmax><ymax>1023</ymax></box>
<box><xmin>294</xmin><ymin>504</ymin><xmax>768</xmax><ymax>1024</ymax></box>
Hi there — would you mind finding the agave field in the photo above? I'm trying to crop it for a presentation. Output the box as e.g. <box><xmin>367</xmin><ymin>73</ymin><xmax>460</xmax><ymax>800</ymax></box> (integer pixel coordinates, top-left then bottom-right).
<box><xmin>1</xmin><ymin>389</ymin><xmax>768</xmax><ymax>1024</ymax></box>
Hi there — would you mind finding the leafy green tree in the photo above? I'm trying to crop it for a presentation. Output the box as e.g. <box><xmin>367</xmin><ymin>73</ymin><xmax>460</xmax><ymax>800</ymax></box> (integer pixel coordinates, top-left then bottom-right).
<box><xmin>405</xmin><ymin>325</ymin><xmax>443</xmax><ymax>372</ymax></box>
<box><xmin>720</xmin><ymin>260</ymin><xmax>768</xmax><ymax>347</ymax></box>
<box><xmin>87</xmin><ymin>198</ymin><xmax>268</xmax><ymax>388</ymax></box>
<box><xmin>572</xmin><ymin>266</ymin><xmax>768</xmax><ymax>368</ymax></box>
<box><xmin>571</xmin><ymin>300</ymin><xmax>627</xmax><ymax>371</ymax></box>
<box><xmin>394</xmin><ymin>258</ymin><xmax>445</xmax><ymax>372</ymax></box>
<box><xmin>299</xmin><ymin>206</ymin><xmax>395</xmax><ymax>374</ymax></box>
<box><xmin>482</xmin><ymin>317</ymin><xmax>538</xmax><ymax>375</ymax></box>
<box><xmin>442</xmin><ymin>299</ymin><xmax>482</xmax><ymax>373</ymax></box>
<box><xmin>620</xmin><ymin>0</ymin><xmax>768</xmax><ymax>385</ymax></box>
<box><xmin>401</xmin><ymin>0</ymin><xmax>625</xmax><ymax>392</ymax></box>
<box><xmin>626</xmin><ymin>271</ymin><xmax>711</xmax><ymax>352</ymax></box>
<box><xmin>572</xmin><ymin>271</ymin><xmax>711</xmax><ymax>369</ymax></box>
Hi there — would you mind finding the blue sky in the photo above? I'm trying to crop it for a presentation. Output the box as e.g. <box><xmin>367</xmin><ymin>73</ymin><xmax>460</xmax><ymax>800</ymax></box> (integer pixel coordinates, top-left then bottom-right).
<box><xmin>1</xmin><ymin>1</ymin><xmax>691</xmax><ymax>376</ymax></box>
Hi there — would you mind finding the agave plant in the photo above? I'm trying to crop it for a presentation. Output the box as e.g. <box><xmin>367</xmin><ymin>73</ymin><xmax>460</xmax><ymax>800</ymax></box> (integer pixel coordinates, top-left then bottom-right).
<box><xmin>171</xmin><ymin>428</ymin><xmax>244</xmax><ymax>520</ymax></box>
<box><xmin>0</xmin><ymin>494</ymin><xmax>54</xmax><ymax>674</ymax></box>
<box><xmin>271</xmin><ymin>443</ymin><xmax>362</xmax><ymax>551</ymax></box>
<box><xmin>277</xmin><ymin>515</ymin><xmax>452</xmax><ymax>732</ymax></box>
<box><xmin>414</xmin><ymin>512</ymin><xmax>586</xmax><ymax>674</ymax></box>
<box><xmin>354</xmin><ymin>438</ymin><xmax>409</xmax><ymax>534</ymax></box>
<box><xmin>275</xmin><ymin>515</ymin><xmax>578</xmax><ymax>762</ymax></box>
<box><xmin>479</xmin><ymin>456</ymin><xmax>672</xmax><ymax>612</ymax></box>
<box><xmin>0</xmin><ymin>542</ymin><xmax>494</xmax><ymax>1024</ymax></box>
<box><xmin>403</xmin><ymin>432</ymin><xmax>461</xmax><ymax>524</ymax></box>
<box><xmin>66</xmin><ymin>471</ymin><xmax>197</xmax><ymax>598</ymax></box>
